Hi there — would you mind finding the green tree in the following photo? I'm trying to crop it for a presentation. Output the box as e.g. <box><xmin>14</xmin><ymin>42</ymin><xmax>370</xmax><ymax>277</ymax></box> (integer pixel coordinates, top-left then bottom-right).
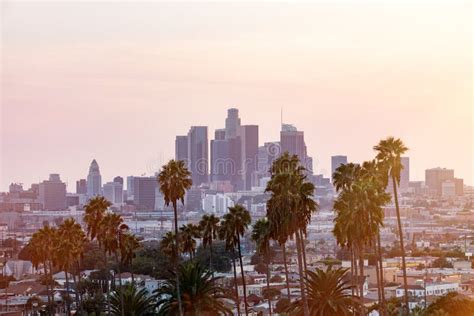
<box><xmin>252</xmin><ymin>218</ymin><xmax>274</xmax><ymax>316</ymax></box>
<box><xmin>199</xmin><ymin>214</ymin><xmax>220</xmax><ymax>271</ymax></box>
<box><xmin>110</xmin><ymin>284</ymin><xmax>156</xmax><ymax>316</ymax></box>
<box><xmin>155</xmin><ymin>261</ymin><xmax>231</xmax><ymax>315</ymax></box>
<box><xmin>179</xmin><ymin>223</ymin><xmax>201</xmax><ymax>259</ymax></box>
<box><xmin>158</xmin><ymin>159</ymin><xmax>192</xmax><ymax>316</ymax></box>
<box><xmin>374</xmin><ymin>136</ymin><xmax>409</xmax><ymax>314</ymax></box>
<box><xmin>287</xmin><ymin>267</ymin><xmax>361</xmax><ymax>315</ymax></box>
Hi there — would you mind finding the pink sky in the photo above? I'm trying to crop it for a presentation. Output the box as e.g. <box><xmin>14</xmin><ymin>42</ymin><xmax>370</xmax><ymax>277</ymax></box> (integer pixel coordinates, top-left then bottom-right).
<box><xmin>1</xmin><ymin>1</ymin><xmax>472</xmax><ymax>191</ymax></box>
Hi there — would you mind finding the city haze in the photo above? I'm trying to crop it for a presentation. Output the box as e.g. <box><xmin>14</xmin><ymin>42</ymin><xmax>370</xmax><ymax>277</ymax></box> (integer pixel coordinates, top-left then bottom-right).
<box><xmin>1</xmin><ymin>1</ymin><xmax>472</xmax><ymax>190</ymax></box>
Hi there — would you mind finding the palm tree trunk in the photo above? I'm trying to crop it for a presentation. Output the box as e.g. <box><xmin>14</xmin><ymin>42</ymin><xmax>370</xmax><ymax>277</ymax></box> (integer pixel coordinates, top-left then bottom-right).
<box><xmin>130</xmin><ymin>259</ymin><xmax>135</xmax><ymax>286</ymax></box>
<box><xmin>209</xmin><ymin>239</ymin><xmax>213</xmax><ymax>272</ymax></box>
<box><xmin>353</xmin><ymin>247</ymin><xmax>360</xmax><ymax>298</ymax></box>
<box><xmin>282</xmin><ymin>243</ymin><xmax>291</xmax><ymax>298</ymax></box>
<box><xmin>172</xmin><ymin>201</ymin><xmax>184</xmax><ymax>316</ymax></box>
<box><xmin>377</xmin><ymin>231</ymin><xmax>386</xmax><ymax>315</ymax></box>
<box><xmin>237</xmin><ymin>235</ymin><xmax>249</xmax><ymax>316</ymax></box>
<box><xmin>299</xmin><ymin>230</ymin><xmax>308</xmax><ymax>275</ymax></box>
<box><xmin>65</xmin><ymin>269</ymin><xmax>71</xmax><ymax>315</ymax></box>
<box><xmin>114</xmin><ymin>252</ymin><xmax>125</xmax><ymax>316</ymax></box>
<box><xmin>232</xmin><ymin>247</ymin><xmax>241</xmax><ymax>315</ymax></box>
<box><xmin>358</xmin><ymin>245</ymin><xmax>365</xmax><ymax>305</ymax></box>
<box><xmin>295</xmin><ymin>232</ymin><xmax>309</xmax><ymax>316</ymax></box>
<box><xmin>374</xmin><ymin>243</ymin><xmax>381</xmax><ymax>310</ymax></box>
<box><xmin>44</xmin><ymin>261</ymin><xmax>52</xmax><ymax>312</ymax></box>
<box><xmin>48</xmin><ymin>260</ymin><xmax>55</xmax><ymax>315</ymax></box>
<box><xmin>266</xmin><ymin>259</ymin><xmax>272</xmax><ymax>316</ymax></box>
<box><xmin>392</xmin><ymin>177</ymin><xmax>409</xmax><ymax>314</ymax></box>
<box><xmin>72</xmin><ymin>268</ymin><xmax>81</xmax><ymax>315</ymax></box>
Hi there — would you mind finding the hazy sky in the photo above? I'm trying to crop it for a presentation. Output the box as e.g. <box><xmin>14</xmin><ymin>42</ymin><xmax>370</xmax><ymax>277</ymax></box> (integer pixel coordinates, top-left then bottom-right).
<box><xmin>1</xmin><ymin>1</ymin><xmax>472</xmax><ymax>191</ymax></box>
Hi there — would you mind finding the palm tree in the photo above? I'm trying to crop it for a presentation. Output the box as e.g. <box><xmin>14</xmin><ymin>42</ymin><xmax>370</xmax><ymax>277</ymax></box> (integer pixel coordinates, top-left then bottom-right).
<box><xmin>83</xmin><ymin>196</ymin><xmax>111</xmax><ymax>240</ymax></box>
<box><xmin>179</xmin><ymin>223</ymin><xmax>201</xmax><ymax>259</ymax></box>
<box><xmin>158</xmin><ymin>159</ymin><xmax>192</xmax><ymax>316</ymax></box>
<box><xmin>160</xmin><ymin>231</ymin><xmax>180</xmax><ymax>262</ymax></box>
<box><xmin>56</xmin><ymin>218</ymin><xmax>86</xmax><ymax>315</ymax></box>
<box><xmin>221</xmin><ymin>205</ymin><xmax>251</xmax><ymax>316</ymax></box>
<box><xmin>252</xmin><ymin>218</ymin><xmax>273</xmax><ymax>315</ymax></box>
<box><xmin>374</xmin><ymin>137</ymin><xmax>409</xmax><ymax>313</ymax></box>
<box><xmin>265</xmin><ymin>152</ymin><xmax>316</xmax><ymax>316</ymax></box>
<box><xmin>199</xmin><ymin>214</ymin><xmax>220</xmax><ymax>271</ymax></box>
<box><xmin>29</xmin><ymin>225</ymin><xmax>57</xmax><ymax>314</ymax></box>
<box><xmin>99</xmin><ymin>213</ymin><xmax>129</xmax><ymax>316</ymax></box>
<box><xmin>156</xmin><ymin>261</ymin><xmax>231</xmax><ymax>315</ymax></box>
<box><xmin>110</xmin><ymin>283</ymin><xmax>156</xmax><ymax>316</ymax></box>
<box><xmin>218</xmin><ymin>217</ymin><xmax>241</xmax><ymax>315</ymax></box>
<box><xmin>287</xmin><ymin>267</ymin><xmax>361</xmax><ymax>315</ymax></box>
<box><xmin>120</xmin><ymin>233</ymin><xmax>141</xmax><ymax>285</ymax></box>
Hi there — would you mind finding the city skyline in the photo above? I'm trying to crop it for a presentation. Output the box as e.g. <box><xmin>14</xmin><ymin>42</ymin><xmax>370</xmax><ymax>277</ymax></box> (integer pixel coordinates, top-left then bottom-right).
<box><xmin>1</xmin><ymin>1</ymin><xmax>472</xmax><ymax>190</ymax></box>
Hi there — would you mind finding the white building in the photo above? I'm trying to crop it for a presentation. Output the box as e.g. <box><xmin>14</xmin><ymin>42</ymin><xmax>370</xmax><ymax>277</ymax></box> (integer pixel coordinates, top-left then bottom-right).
<box><xmin>396</xmin><ymin>282</ymin><xmax>459</xmax><ymax>299</ymax></box>
<box><xmin>202</xmin><ymin>193</ymin><xmax>234</xmax><ymax>214</ymax></box>
<box><xmin>103</xmin><ymin>181</ymin><xmax>123</xmax><ymax>206</ymax></box>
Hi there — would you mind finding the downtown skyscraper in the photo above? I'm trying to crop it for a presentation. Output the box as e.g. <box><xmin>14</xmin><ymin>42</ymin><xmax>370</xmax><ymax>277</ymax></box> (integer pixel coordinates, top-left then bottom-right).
<box><xmin>280</xmin><ymin>123</ymin><xmax>312</xmax><ymax>173</ymax></box>
<box><xmin>87</xmin><ymin>159</ymin><xmax>102</xmax><ymax>197</ymax></box>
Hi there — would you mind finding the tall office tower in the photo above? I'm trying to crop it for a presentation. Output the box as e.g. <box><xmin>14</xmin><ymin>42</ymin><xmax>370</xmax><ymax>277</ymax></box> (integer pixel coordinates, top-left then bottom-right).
<box><xmin>187</xmin><ymin>126</ymin><xmax>208</xmax><ymax>186</ymax></box>
<box><xmin>210</xmin><ymin>136</ymin><xmax>231</xmax><ymax>182</ymax></box>
<box><xmin>257</xmin><ymin>142</ymin><xmax>281</xmax><ymax>175</ymax></box>
<box><xmin>425</xmin><ymin>167</ymin><xmax>455</xmax><ymax>196</ymax></box>
<box><xmin>103</xmin><ymin>181</ymin><xmax>123</xmax><ymax>206</ymax></box>
<box><xmin>39</xmin><ymin>174</ymin><xmax>67</xmax><ymax>211</ymax></box>
<box><xmin>399</xmin><ymin>157</ymin><xmax>410</xmax><ymax>191</ymax></box>
<box><xmin>280</xmin><ymin>124</ymin><xmax>312</xmax><ymax>172</ymax></box>
<box><xmin>131</xmin><ymin>176</ymin><xmax>157</xmax><ymax>210</ymax></box>
<box><xmin>126</xmin><ymin>176</ymin><xmax>135</xmax><ymax>200</ymax></box>
<box><xmin>215</xmin><ymin>129</ymin><xmax>226</xmax><ymax>140</ymax></box>
<box><xmin>238</xmin><ymin>125</ymin><xmax>259</xmax><ymax>190</ymax></box>
<box><xmin>113</xmin><ymin>176</ymin><xmax>124</xmax><ymax>185</ymax></box>
<box><xmin>87</xmin><ymin>159</ymin><xmax>102</xmax><ymax>197</ymax></box>
<box><xmin>175</xmin><ymin>135</ymin><xmax>188</xmax><ymax>163</ymax></box>
<box><xmin>225</xmin><ymin>108</ymin><xmax>241</xmax><ymax>140</ymax></box>
<box><xmin>76</xmin><ymin>179</ymin><xmax>87</xmax><ymax>194</ymax></box>
<box><xmin>331</xmin><ymin>155</ymin><xmax>348</xmax><ymax>181</ymax></box>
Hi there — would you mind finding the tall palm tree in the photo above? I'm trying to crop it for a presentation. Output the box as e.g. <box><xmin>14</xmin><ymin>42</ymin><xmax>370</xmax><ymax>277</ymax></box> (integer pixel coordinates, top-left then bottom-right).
<box><xmin>374</xmin><ymin>137</ymin><xmax>409</xmax><ymax>313</ymax></box>
<box><xmin>83</xmin><ymin>196</ymin><xmax>111</xmax><ymax>240</ymax></box>
<box><xmin>110</xmin><ymin>284</ymin><xmax>156</xmax><ymax>316</ymax></box>
<box><xmin>120</xmin><ymin>233</ymin><xmax>141</xmax><ymax>285</ymax></box>
<box><xmin>252</xmin><ymin>218</ymin><xmax>273</xmax><ymax>316</ymax></box>
<box><xmin>218</xmin><ymin>218</ymin><xmax>241</xmax><ymax>315</ymax></box>
<box><xmin>99</xmin><ymin>213</ymin><xmax>129</xmax><ymax>316</ymax></box>
<box><xmin>265</xmin><ymin>152</ymin><xmax>316</xmax><ymax>316</ymax></box>
<box><xmin>224</xmin><ymin>205</ymin><xmax>251</xmax><ymax>316</ymax></box>
<box><xmin>158</xmin><ymin>159</ymin><xmax>192</xmax><ymax>316</ymax></box>
<box><xmin>160</xmin><ymin>231</ymin><xmax>180</xmax><ymax>262</ymax></box>
<box><xmin>179</xmin><ymin>223</ymin><xmax>201</xmax><ymax>259</ymax></box>
<box><xmin>220</xmin><ymin>205</ymin><xmax>251</xmax><ymax>315</ymax></box>
<box><xmin>29</xmin><ymin>225</ymin><xmax>57</xmax><ymax>314</ymax></box>
<box><xmin>156</xmin><ymin>261</ymin><xmax>231</xmax><ymax>315</ymax></box>
<box><xmin>199</xmin><ymin>214</ymin><xmax>220</xmax><ymax>270</ymax></box>
<box><xmin>56</xmin><ymin>218</ymin><xmax>86</xmax><ymax>315</ymax></box>
<box><xmin>287</xmin><ymin>267</ymin><xmax>361</xmax><ymax>315</ymax></box>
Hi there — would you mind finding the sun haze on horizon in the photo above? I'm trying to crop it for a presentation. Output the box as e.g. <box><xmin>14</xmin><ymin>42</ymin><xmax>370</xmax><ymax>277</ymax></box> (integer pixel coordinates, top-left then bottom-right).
<box><xmin>0</xmin><ymin>1</ymin><xmax>472</xmax><ymax>190</ymax></box>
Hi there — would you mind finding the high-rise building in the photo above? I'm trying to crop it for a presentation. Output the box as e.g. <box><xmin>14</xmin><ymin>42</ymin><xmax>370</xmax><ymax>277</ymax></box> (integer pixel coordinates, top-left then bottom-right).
<box><xmin>103</xmin><ymin>181</ymin><xmax>123</xmax><ymax>206</ymax></box>
<box><xmin>113</xmin><ymin>176</ymin><xmax>124</xmax><ymax>185</ymax></box>
<box><xmin>280</xmin><ymin>124</ymin><xmax>312</xmax><ymax>172</ymax></box>
<box><xmin>131</xmin><ymin>177</ymin><xmax>157</xmax><ymax>210</ymax></box>
<box><xmin>425</xmin><ymin>167</ymin><xmax>454</xmax><ymax>196</ymax></box>
<box><xmin>175</xmin><ymin>135</ymin><xmax>188</xmax><ymax>164</ymax></box>
<box><xmin>39</xmin><ymin>174</ymin><xmax>67</xmax><ymax>211</ymax></box>
<box><xmin>400</xmin><ymin>157</ymin><xmax>410</xmax><ymax>191</ymax></box>
<box><xmin>257</xmin><ymin>142</ymin><xmax>281</xmax><ymax>176</ymax></box>
<box><xmin>225</xmin><ymin>108</ymin><xmax>241</xmax><ymax>140</ymax></box>
<box><xmin>87</xmin><ymin>159</ymin><xmax>102</xmax><ymax>197</ymax></box>
<box><xmin>76</xmin><ymin>179</ymin><xmax>87</xmax><ymax>194</ymax></box>
<box><xmin>210</xmin><ymin>137</ymin><xmax>231</xmax><ymax>182</ymax></box>
<box><xmin>331</xmin><ymin>155</ymin><xmax>348</xmax><ymax>181</ymax></box>
<box><xmin>187</xmin><ymin>126</ymin><xmax>208</xmax><ymax>186</ymax></box>
<box><xmin>238</xmin><ymin>125</ymin><xmax>259</xmax><ymax>190</ymax></box>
